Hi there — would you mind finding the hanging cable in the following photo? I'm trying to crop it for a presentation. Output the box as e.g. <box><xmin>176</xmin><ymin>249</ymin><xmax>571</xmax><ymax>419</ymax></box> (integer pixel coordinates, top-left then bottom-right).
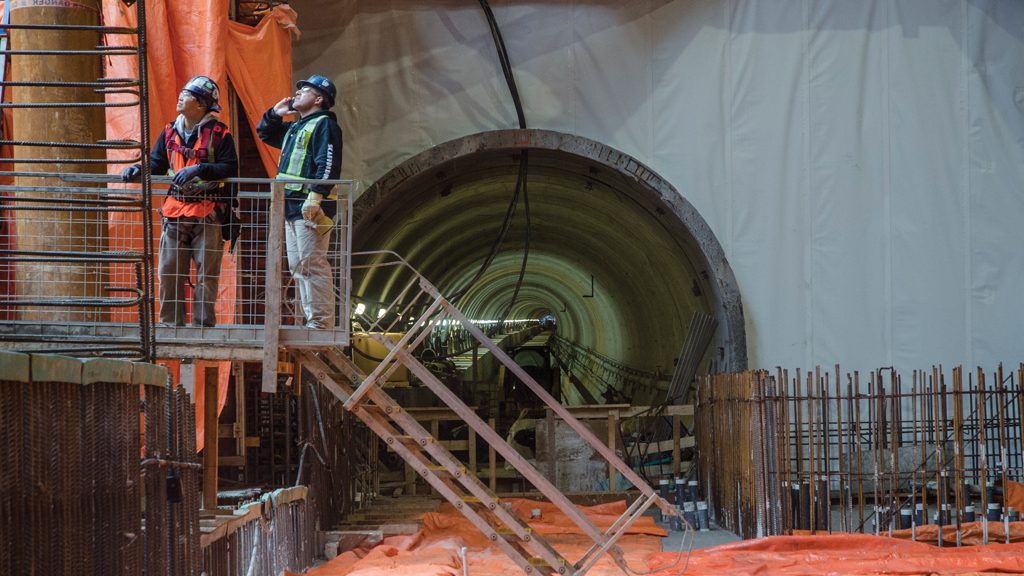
<box><xmin>448</xmin><ymin>166</ymin><xmax>523</xmax><ymax>303</ymax></box>
<box><xmin>447</xmin><ymin>2</ymin><xmax>531</xmax><ymax>309</ymax></box>
<box><xmin>477</xmin><ymin>0</ymin><xmax>526</xmax><ymax>130</ymax></box>
<box><xmin>499</xmin><ymin>150</ymin><xmax>529</xmax><ymax>330</ymax></box>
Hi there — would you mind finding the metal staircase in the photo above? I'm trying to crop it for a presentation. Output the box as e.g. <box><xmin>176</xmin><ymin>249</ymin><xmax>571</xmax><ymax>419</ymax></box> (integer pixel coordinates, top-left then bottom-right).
<box><xmin>293</xmin><ymin>252</ymin><xmax>677</xmax><ymax>575</ymax></box>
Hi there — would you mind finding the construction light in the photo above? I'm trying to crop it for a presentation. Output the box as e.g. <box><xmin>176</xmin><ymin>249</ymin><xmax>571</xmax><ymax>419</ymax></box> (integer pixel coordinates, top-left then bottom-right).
<box><xmin>354</xmin><ymin>303</ymin><xmax>366</xmax><ymax>315</ymax></box>
<box><xmin>377</xmin><ymin>308</ymin><xmax>386</xmax><ymax>319</ymax></box>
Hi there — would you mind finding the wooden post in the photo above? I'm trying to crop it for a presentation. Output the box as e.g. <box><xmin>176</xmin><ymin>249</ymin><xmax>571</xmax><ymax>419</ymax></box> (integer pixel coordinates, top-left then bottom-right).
<box><xmin>672</xmin><ymin>414</ymin><xmax>682</xmax><ymax>477</ymax></box>
<box><xmin>430</xmin><ymin>418</ymin><xmax>440</xmax><ymax>496</ymax></box>
<box><xmin>203</xmin><ymin>366</ymin><xmax>219</xmax><ymax>510</ymax></box>
<box><xmin>546</xmin><ymin>409</ymin><xmax>556</xmax><ymax>483</ymax></box>
<box><xmin>469</xmin><ymin>427</ymin><xmax>477</xmax><ymax>480</ymax></box>
<box><xmin>338</xmin><ymin>191</ymin><xmax>351</xmax><ymax>332</ymax></box>
<box><xmin>493</xmin><ymin>365</ymin><xmax>506</xmax><ymax>416</ymax></box>
<box><xmin>472</xmin><ymin>347</ymin><xmax>480</xmax><ymax>382</ymax></box>
<box><xmin>607</xmin><ymin>411</ymin><xmax>618</xmax><ymax>491</ymax></box>
<box><xmin>488</xmin><ymin>417</ymin><xmax>497</xmax><ymax>492</ymax></box>
<box><xmin>262</xmin><ymin>182</ymin><xmax>284</xmax><ymax>393</ymax></box>
<box><xmin>404</xmin><ymin>462</ymin><xmax>416</xmax><ymax>496</ymax></box>
<box><xmin>373</xmin><ymin>435</ymin><xmax>380</xmax><ymax>497</ymax></box>
<box><xmin>233</xmin><ymin>362</ymin><xmax>246</xmax><ymax>477</ymax></box>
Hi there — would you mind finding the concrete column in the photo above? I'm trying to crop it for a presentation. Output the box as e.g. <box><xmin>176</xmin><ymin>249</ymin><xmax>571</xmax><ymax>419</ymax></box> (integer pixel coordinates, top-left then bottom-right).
<box><xmin>11</xmin><ymin>0</ymin><xmax>108</xmax><ymax>322</ymax></box>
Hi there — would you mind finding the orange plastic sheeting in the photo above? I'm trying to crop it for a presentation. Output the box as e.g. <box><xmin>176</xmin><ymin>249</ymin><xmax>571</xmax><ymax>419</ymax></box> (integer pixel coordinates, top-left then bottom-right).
<box><xmin>645</xmin><ymin>533</ymin><xmax>1024</xmax><ymax>575</ymax></box>
<box><xmin>103</xmin><ymin>0</ymin><xmax>231</xmax><ymax>147</ymax></box>
<box><xmin>1007</xmin><ymin>479</ymin><xmax>1024</xmax><ymax>512</ymax></box>
<box><xmin>147</xmin><ymin>359</ymin><xmax>229</xmax><ymax>453</ymax></box>
<box><xmin>422</xmin><ymin>498</ymin><xmax>666</xmax><ymax>549</ymax></box>
<box><xmin>792</xmin><ymin>520</ymin><xmax>1024</xmax><ymax>547</ymax></box>
<box><xmin>103</xmin><ymin>0</ymin><xmax>235</xmax><ymax>331</ymax></box>
<box><xmin>226</xmin><ymin>6</ymin><xmax>299</xmax><ymax>176</ymax></box>
<box><xmin>101</xmin><ymin>0</ymin><xmax>294</xmax><ymax>447</ymax></box>
<box><xmin>295</xmin><ymin>499</ymin><xmax>666</xmax><ymax>576</ymax></box>
<box><xmin>297</xmin><ymin>497</ymin><xmax>1024</xmax><ymax>576</ymax></box>
<box><xmin>898</xmin><ymin>519</ymin><xmax>1024</xmax><ymax>546</ymax></box>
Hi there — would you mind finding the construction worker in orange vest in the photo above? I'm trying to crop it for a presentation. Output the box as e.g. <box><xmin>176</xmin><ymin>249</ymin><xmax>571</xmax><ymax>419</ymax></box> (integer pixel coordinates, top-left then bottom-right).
<box><xmin>122</xmin><ymin>75</ymin><xmax>239</xmax><ymax>327</ymax></box>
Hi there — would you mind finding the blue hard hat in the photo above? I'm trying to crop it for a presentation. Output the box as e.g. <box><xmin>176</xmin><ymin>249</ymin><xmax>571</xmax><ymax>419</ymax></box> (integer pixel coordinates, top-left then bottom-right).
<box><xmin>296</xmin><ymin>74</ymin><xmax>337</xmax><ymax>109</ymax></box>
<box><xmin>182</xmin><ymin>75</ymin><xmax>221</xmax><ymax>112</ymax></box>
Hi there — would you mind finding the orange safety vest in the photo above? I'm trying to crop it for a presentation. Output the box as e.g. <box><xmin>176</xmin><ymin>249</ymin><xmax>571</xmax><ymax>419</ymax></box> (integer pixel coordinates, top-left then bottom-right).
<box><xmin>161</xmin><ymin>121</ymin><xmax>228</xmax><ymax>219</ymax></box>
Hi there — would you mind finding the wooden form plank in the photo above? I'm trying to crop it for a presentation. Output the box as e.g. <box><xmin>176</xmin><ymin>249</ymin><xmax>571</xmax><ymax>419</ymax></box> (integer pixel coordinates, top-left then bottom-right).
<box><xmin>672</xmin><ymin>415</ymin><xmax>682</xmax><ymax>476</ymax></box>
<box><xmin>203</xmin><ymin>366</ymin><xmax>219</xmax><ymax>510</ymax></box>
<box><xmin>261</xmin><ymin>182</ymin><xmax>285</xmax><ymax>393</ymax></box>
<box><xmin>488</xmin><ymin>417</ymin><xmax>496</xmax><ymax>492</ymax></box>
<box><xmin>544</xmin><ymin>404</ymin><xmax>694</xmax><ymax>420</ymax></box>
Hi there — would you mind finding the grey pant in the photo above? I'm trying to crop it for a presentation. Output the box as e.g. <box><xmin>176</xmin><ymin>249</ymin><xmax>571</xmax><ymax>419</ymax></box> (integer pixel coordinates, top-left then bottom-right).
<box><xmin>158</xmin><ymin>216</ymin><xmax>224</xmax><ymax>326</ymax></box>
<box><xmin>285</xmin><ymin>219</ymin><xmax>334</xmax><ymax>329</ymax></box>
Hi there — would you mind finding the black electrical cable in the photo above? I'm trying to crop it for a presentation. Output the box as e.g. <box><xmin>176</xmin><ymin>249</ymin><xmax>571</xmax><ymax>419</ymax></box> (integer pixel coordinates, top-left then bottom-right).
<box><xmin>448</xmin><ymin>167</ymin><xmax>523</xmax><ymax>303</ymax></box>
<box><xmin>478</xmin><ymin>0</ymin><xmax>526</xmax><ymax>129</ymax></box>
<box><xmin>498</xmin><ymin>150</ymin><xmax>529</xmax><ymax>329</ymax></box>
<box><xmin>447</xmin><ymin>2</ymin><xmax>531</xmax><ymax>307</ymax></box>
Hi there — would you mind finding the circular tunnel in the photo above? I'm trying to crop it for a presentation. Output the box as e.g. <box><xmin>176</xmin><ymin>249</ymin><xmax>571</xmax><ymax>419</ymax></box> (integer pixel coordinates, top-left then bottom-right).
<box><xmin>352</xmin><ymin>129</ymin><xmax>746</xmax><ymax>400</ymax></box>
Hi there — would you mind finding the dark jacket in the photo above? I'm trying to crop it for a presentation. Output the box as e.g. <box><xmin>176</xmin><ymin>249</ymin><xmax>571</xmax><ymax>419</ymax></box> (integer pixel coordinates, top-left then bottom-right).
<box><xmin>150</xmin><ymin>119</ymin><xmax>238</xmax><ymax>184</ymax></box>
<box><xmin>149</xmin><ymin>118</ymin><xmax>238</xmax><ymax>218</ymax></box>
<box><xmin>256</xmin><ymin>108</ymin><xmax>343</xmax><ymax>221</ymax></box>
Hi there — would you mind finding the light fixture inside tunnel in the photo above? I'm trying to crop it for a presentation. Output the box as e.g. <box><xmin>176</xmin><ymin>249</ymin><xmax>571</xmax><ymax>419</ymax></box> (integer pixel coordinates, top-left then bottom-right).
<box><xmin>354</xmin><ymin>302</ymin><xmax>366</xmax><ymax>315</ymax></box>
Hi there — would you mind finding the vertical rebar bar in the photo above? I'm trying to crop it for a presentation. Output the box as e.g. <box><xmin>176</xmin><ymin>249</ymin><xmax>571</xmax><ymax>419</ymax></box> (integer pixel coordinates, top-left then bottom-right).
<box><xmin>808</xmin><ymin>370</ymin><xmax>817</xmax><ymax>534</ymax></box>
<box><xmin>835</xmin><ymin>364</ymin><xmax>846</xmax><ymax>533</ymax></box>
<box><xmin>855</xmin><ymin>371</ymin><xmax>864</xmax><ymax>533</ymax></box>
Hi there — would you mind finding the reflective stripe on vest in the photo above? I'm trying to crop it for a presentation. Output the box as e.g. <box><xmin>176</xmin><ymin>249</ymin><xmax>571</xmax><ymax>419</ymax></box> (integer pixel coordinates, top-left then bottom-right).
<box><xmin>277</xmin><ymin>115</ymin><xmax>336</xmax><ymax>196</ymax></box>
<box><xmin>165</xmin><ymin>121</ymin><xmax>224</xmax><ymax>172</ymax></box>
<box><xmin>161</xmin><ymin>122</ymin><xmax>225</xmax><ymax>219</ymax></box>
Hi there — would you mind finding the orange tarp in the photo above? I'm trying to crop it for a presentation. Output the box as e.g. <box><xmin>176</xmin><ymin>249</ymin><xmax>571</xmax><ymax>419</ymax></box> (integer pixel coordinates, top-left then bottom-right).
<box><xmin>646</xmin><ymin>533</ymin><xmax>1024</xmax><ymax>575</ymax></box>
<box><xmin>793</xmin><ymin>518</ymin><xmax>1024</xmax><ymax>547</ymax></box>
<box><xmin>99</xmin><ymin>0</ymin><xmax>297</xmax><ymax>448</ymax></box>
<box><xmin>1007</xmin><ymin>479</ymin><xmax>1024</xmax><ymax>512</ymax></box>
<box><xmin>296</xmin><ymin>498</ymin><xmax>1024</xmax><ymax>576</ymax></box>
<box><xmin>297</xmin><ymin>498</ymin><xmax>665</xmax><ymax>576</ymax></box>
<box><xmin>226</xmin><ymin>6</ymin><xmax>299</xmax><ymax>175</ymax></box>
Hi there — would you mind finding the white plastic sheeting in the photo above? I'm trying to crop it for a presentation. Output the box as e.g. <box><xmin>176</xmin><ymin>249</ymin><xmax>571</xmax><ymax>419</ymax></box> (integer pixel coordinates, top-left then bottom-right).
<box><xmin>290</xmin><ymin>0</ymin><xmax>1024</xmax><ymax>372</ymax></box>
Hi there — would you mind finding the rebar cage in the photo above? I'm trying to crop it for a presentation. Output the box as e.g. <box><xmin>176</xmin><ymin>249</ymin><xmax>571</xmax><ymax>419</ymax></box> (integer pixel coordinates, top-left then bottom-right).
<box><xmin>697</xmin><ymin>364</ymin><xmax>1024</xmax><ymax>544</ymax></box>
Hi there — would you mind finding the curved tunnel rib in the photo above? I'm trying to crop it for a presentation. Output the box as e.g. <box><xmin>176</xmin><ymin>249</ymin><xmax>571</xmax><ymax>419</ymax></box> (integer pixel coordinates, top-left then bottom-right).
<box><xmin>352</xmin><ymin>129</ymin><xmax>746</xmax><ymax>402</ymax></box>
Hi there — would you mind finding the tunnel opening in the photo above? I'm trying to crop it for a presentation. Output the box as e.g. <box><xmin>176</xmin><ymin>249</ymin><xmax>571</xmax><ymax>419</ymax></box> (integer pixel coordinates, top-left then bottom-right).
<box><xmin>352</xmin><ymin>129</ymin><xmax>745</xmax><ymax>407</ymax></box>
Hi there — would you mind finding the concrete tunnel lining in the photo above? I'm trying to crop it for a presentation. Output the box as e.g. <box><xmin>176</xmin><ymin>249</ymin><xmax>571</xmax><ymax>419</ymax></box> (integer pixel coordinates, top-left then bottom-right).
<box><xmin>352</xmin><ymin>129</ymin><xmax>746</xmax><ymax>390</ymax></box>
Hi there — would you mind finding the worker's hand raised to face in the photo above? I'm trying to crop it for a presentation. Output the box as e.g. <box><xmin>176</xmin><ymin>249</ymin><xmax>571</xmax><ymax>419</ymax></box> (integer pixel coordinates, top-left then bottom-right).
<box><xmin>272</xmin><ymin>97</ymin><xmax>296</xmax><ymax>118</ymax></box>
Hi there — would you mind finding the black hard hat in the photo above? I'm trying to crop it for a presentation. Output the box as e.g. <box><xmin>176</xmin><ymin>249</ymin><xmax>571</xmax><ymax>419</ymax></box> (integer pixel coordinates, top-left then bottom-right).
<box><xmin>182</xmin><ymin>75</ymin><xmax>221</xmax><ymax>112</ymax></box>
<box><xmin>296</xmin><ymin>74</ymin><xmax>337</xmax><ymax>109</ymax></box>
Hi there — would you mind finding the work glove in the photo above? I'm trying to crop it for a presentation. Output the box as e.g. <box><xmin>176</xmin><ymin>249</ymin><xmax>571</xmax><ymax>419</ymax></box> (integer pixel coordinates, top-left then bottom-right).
<box><xmin>172</xmin><ymin>165</ymin><xmax>203</xmax><ymax>186</ymax></box>
<box><xmin>302</xmin><ymin>192</ymin><xmax>325</xmax><ymax>222</ymax></box>
<box><xmin>121</xmin><ymin>164</ymin><xmax>141</xmax><ymax>182</ymax></box>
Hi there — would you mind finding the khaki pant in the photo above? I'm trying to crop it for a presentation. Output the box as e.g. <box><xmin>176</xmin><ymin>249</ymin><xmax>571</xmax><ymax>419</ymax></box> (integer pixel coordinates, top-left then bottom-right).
<box><xmin>158</xmin><ymin>216</ymin><xmax>224</xmax><ymax>326</ymax></box>
<box><xmin>285</xmin><ymin>219</ymin><xmax>335</xmax><ymax>329</ymax></box>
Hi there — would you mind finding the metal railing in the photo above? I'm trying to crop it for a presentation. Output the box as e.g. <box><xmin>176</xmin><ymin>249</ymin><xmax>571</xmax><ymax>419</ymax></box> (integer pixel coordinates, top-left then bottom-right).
<box><xmin>0</xmin><ymin>173</ymin><xmax>354</xmax><ymax>364</ymax></box>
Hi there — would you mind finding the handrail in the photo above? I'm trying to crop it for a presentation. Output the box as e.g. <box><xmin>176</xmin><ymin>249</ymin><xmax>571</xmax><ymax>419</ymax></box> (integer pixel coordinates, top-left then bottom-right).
<box><xmin>0</xmin><ymin>171</ymin><xmax>354</xmax><ymax>187</ymax></box>
<box><xmin>1</xmin><ymin>171</ymin><xmax>356</xmax><ymax>365</ymax></box>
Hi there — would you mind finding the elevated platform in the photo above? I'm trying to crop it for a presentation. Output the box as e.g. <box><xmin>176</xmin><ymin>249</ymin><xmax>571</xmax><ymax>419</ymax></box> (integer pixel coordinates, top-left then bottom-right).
<box><xmin>0</xmin><ymin>321</ymin><xmax>348</xmax><ymax>361</ymax></box>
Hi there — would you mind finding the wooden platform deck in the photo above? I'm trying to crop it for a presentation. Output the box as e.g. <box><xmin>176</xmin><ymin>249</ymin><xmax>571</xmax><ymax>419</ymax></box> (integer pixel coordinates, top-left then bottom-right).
<box><xmin>0</xmin><ymin>321</ymin><xmax>350</xmax><ymax>361</ymax></box>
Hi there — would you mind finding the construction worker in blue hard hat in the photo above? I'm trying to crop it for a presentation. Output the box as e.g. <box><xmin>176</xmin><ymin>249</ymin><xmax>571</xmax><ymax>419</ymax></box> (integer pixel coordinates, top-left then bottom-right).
<box><xmin>257</xmin><ymin>74</ymin><xmax>342</xmax><ymax>329</ymax></box>
<box><xmin>122</xmin><ymin>75</ymin><xmax>238</xmax><ymax>327</ymax></box>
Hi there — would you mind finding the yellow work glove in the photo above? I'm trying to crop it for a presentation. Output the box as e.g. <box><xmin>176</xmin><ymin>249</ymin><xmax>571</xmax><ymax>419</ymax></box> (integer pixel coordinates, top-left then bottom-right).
<box><xmin>302</xmin><ymin>192</ymin><xmax>324</xmax><ymax>222</ymax></box>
